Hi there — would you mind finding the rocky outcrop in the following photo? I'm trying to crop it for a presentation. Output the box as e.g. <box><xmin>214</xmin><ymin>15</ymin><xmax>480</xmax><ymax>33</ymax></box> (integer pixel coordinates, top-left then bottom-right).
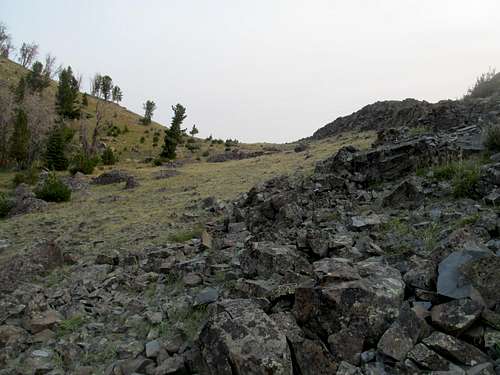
<box><xmin>311</xmin><ymin>97</ymin><xmax>500</xmax><ymax>140</ymax></box>
<box><xmin>91</xmin><ymin>169</ymin><xmax>130</xmax><ymax>185</ymax></box>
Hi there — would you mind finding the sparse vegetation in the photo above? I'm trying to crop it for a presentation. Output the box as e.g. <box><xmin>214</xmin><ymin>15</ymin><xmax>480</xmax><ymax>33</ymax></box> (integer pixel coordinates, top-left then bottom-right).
<box><xmin>0</xmin><ymin>192</ymin><xmax>13</xmax><ymax>218</ymax></box>
<box><xmin>69</xmin><ymin>153</ymin><xmax>99</xmax><ymax>175</ymax></box>
<box><xmin>34</xmin><ymin>172</ymin><xmax>71</xmax><ymax>202</ymax></box>
<box><xmin>168</xmin><ymin>225</ymin><xmax>204</xmax><ymax>242</ymax></box>
<box><xmin>57</xmin><ymin>315</ymin><xmax>87</xmax><ymax>338</ymax></box>
<box><xmin>466</xmin><ymin>68</ymin><xmax>500</xmax><ymax>99</ymax></box>
<box><xmin>101</xmin><ymin>147</ymin><xmax>117</xmax><ymax>165</ymax></box>
<box><xmin>484</xmin><ymin>124</ymin><xmax>500</xmax><ymax>152</ymax></box>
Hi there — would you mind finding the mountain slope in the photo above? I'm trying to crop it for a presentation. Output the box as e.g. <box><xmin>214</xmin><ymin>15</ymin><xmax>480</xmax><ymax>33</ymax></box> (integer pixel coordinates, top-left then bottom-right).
<box><xmin>0</xmin><ymin>57</ymin><xmax>166</xmax><ymax>160</ymax></box>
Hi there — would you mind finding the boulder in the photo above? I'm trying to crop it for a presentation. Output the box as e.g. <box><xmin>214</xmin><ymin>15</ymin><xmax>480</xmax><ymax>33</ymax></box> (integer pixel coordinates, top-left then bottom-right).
<box><xmin>422</xmin><ymin>332</ymin><xmax>490</xmax><ymax>366</ymax></box>
<box><xmin>461</xmin><ymin>255</ymin><xmax>500</xmax><ymax>309</ymax></box>
<box><xmin>294</xmin><ymin>259</ymin><xmax>405</xmax><ymax>347</ymax></box>
<box><xmin>91</xmin><ymin>170</ymin><xmax>130</xmax><ymax>185</ymax></box>
<box><xmin>124</xmin><ymin>176</ymin><xmax>139</xmax><ymax>189</ymax></box>
<box><xmin>240</xmin><ymin>242</ymin><xmax>312</xmax><ymax>279</ymax></box>
<box><xmin>436</xmin><ymin>248</ymin><xmax>492</xmax><ymax>299</ymax></box>
<box><xmin>431</xmin><ymin>298</ymin><xmax>483</xmax><ymax>333</ymax></box>
<box><xmin>198</xmin><ymin>299</ymin><xmax>292</xmax><ymax>375</ymax></box>
<box><xmin>27</xmin><ymin>309</ymin><xmax>63</xmax><ymax>334</ymax></box>
<box><xmin>382</xmin><ymin>179</ymin><xmax>421</xmax><ymax>207</ymax></box>
<box><xmin>271</xmin><ymin>312</ymin><xmax>338</xmax><ymax>374</ymax></box>
<box><xmin>406</xmin><ymin>343</ymin><xmax>449</xmax><ymax>371</ymax></box>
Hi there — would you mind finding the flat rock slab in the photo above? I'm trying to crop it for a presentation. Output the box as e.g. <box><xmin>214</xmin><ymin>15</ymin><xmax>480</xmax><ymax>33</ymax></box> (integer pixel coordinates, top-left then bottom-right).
<box><xmin>423</xmin><ymin>331</ymin><xmax>490</xmax><ymax>366</ymax></box>
<box><xmin>431</xmin><ymin>298</ymin><xmax>483</xmax><ymax>333</ymax></box>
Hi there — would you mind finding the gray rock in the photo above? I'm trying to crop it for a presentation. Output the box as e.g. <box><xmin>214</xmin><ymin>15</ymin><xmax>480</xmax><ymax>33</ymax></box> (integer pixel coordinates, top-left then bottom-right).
<box><xmin>407</xmin><ymin>343</ymin><xmax>449</xmax><ymax>371</ymax></box>
<box><xmin>461</xmin><ymin>255</ymin><xmax>500</xmax><ymax>308</ymax></box>
<box><xmin>423</xmin><ymin>331</ymin><xmax>490</xmax><ymax>366</ymax></box>
<box><xmin>146</xmin><ymin>340</ymin><xmax>161</xmax><ymax>358</ymax></box>
<box><xmin>154</xmin><ymin>355</ymin><xmax>187</xmax><ymax>374</ymax></box>
<box><xmin>436</xmin><ymin>248</ymin><xmax>492</xmax><ymax>299</ymax></box>
<box><xmin>382</xmin><ymin>179</ymin><xmax>421</xmax><ymax>207</ymax></box>
<box><xmin>431</xmin><ymin>298</ymin><xmax>483</xmax><ymax>333</ymax></box>
<box><xmin>194</xmin><ymin>287</ymin><xmax>219</xmax><ymax>306</ymax></box>
<box><xmin>198</xmin><ymin>299</ymin><xmax>292</xmax><ymax>375</ymax></box>
<box><xmin>92</xmin><ymin>170</ymin><xmax>130</xmax><ymax>185</ymax></box>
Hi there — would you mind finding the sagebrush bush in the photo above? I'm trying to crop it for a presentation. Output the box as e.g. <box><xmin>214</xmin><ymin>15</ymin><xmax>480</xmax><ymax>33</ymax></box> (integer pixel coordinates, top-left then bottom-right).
<box><xmin>69</xmin><ymin>153</ymin><xmax>99</xmax><ymax>175</ymax></box>
<box><xmin>0</xmin><ymin>193</ymin><xmax>14</xmax><ymax>218</ymax></box>
<box><xmin>484</xmin><ymin>124</ymin><xmax>500</xmax><ymax>152</ymax></box>
<box><xmin>35</xmin><ymin>173</ymin><xmax>71</xmax><ymax>202</ymax></box>
<box><xmin>101</xmin><ymin>147</ymin><xmax>117</xmax><ymax>165</ymax></box>
<box><xmin>12</xmin><ymin>167</ymin><xmax>39</xmax><ymax>186</ymax></box>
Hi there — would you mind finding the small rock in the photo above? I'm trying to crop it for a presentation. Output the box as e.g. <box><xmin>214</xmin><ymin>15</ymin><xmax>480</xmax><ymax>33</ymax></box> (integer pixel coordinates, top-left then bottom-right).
<box><xmin>406</xmin><ymin>343</ymin><xmax>449</xmax><ymax>371</ymax></box>
<box><xmin>146</xmin><ymin>340</ymin><xmax>161</xmax><ymax>358</ymax></box>
<box><xmin>28</xmin><ymin>309</ymin><xmax>63</xmax><ymax>334</ymax></box>
<box><xmin>124</xmin><ymin>176</ymin><xmax>140</xmax><ymax>189</ymax></box>
<box><xmin>182</xmin><ymin>273</ymin><xmax>202</xmax><ymax>287</ymax></box>
<box><xmin>194</xmin><ymin>287</ymin><xmax>218</xmax><ymax>306</ymax></box>
<box><xmin>154</xmin><ymin>355</ymin><xmax>186</xmax><ymax>375</ymax></box>
<box><xmin>200</xmin><ymin>231</ymin><xmax>212</xmax><ymax>250</ymax></box>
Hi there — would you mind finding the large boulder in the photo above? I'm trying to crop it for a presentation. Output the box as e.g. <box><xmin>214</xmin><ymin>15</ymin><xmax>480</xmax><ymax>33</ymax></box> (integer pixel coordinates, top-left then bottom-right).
<box><xmin>198</xmin><ymin>299</ymin><xmax>293</xmax><ymax>375</ymax></box>
<box><xmin>240</xmin><ymin>242</ymin><xmax>312</xmax><ymax>280</ymax></box>
<box><xmin>294</xmin><ymin>259</ymin><xmax>405</xmax><ymax>349</ymax></box>
<box><xmin>461</xmin><ymin>255</ymin><xmax>500</xmax><ymax>309</ymax></box>
<box><xmin>91</xmin><ymin>170</ymin><xmax>130</xmax><ymax>185</ymax></box>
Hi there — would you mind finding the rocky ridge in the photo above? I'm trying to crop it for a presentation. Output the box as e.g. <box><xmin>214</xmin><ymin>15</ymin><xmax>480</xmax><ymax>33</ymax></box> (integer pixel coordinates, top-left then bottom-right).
<box><xmin>2</xmin><ymin>125</ymin><xmax>500</xmax><ymax>374</ymax></box>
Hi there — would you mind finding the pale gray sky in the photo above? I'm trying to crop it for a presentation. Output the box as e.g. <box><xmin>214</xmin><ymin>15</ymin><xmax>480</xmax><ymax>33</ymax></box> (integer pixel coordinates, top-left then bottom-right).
<box><xmin>3</xmin><ymin>0</ymin><xmax>500</xmax><ymax>142</ymax></box>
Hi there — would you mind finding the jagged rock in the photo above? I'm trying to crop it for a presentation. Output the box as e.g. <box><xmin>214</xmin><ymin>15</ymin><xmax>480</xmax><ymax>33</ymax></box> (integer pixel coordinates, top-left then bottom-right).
<box><xmin>467</xmin><ymin>363</ymin><xmax>496</xmax><ymax>375</ymax></box>
<box><xmin>0</xmin><ymin>324</ymin><xmax>27</xmax><ymax>347</ymax></box>
<box><xmin>271</xmin><ymin>312</ymin><xmax>338</xmax><ymax>374</ymax></box>
<box><xmin>200</xmin><ymin>231</ymin><xmax>212</xmax><ymax>250</ymax></box>
<box><xmin>382</xmin><ymin>179</ymin><xmax>421</xmax><ymax>207</ymax></box>
<box><xmin>313</xmin><ymin>257</ymin><xmax>361</xmax><ymax>284</ymax></box>
<box><xmin>422</xmin><ymin>331</ymin><xmax>490</xmax><ymax>366</ymax></box>
<box><xmin>198</xmin><ymin>299</ymin><xmax>292</xmax><ymax>374</ymax></box>
<box><xmin>240</xmin><ymin>242</ymin><xmax>312</xmax><ymax>279</ymax></box>
<box><xmin>124</xmin><ymin>176</ymin><xmax>139</xmax><ymax>189</ymax></box>
<box><xmin>407</xmin><ymin>343</ymin><xmax>449</xmax><ymax>371</ymax></box>
<box><xmin>8</xmin><ymin>185</ymin><xmax>48</xmax><ymax>216</ymax></box>
<box><xmin>154</xmin><ymin>355</ymin><xmax>187</xmax><ymax>374</ymax></box>
<box><xmin>92</xmin><ymin>170</ymin><xmax>130</xmax><ymax>185</ymax></box>
<box><xmin>350</xmin><ymin>214</ymin><xmax>384</xmax><ymax>230</ymax></box>
<box><xmin>377</xmin><ymin>303</ymin><xmax>429</xmax><ymax>361</ymax></box>
<box><xmin>295</xmin><ymin>259</ymin><xmax>405</xmax><ymax>348</ymax></box>
<box><xmin>26</xmin><ymin>309</ymin><xmax>63</xmax><ymax>334</ymax></box>
<box><xmin>436</xmin><ymin>248</ymin><xmax>492</xmax><ymax>299</ymax></box>
<box><xmin>461</xmin><ymin>255</ymin><xmax>500</xmax><ymax>309</ymax></box>
<box><xmin>182</xmin><ymin>273</ymin><xmax>202</xmax><ymax>287</ymax></box>
<box><xmin>403</xmin><ymin>257</ymin><xmax>437</xmax><ymax>291</ymax></box>
<box><xmin>430</xmin><ymin>298</ymin><xmax>483</xmax><ymax>333</ymax></box>
<box><xmin>145</xmin><ymin>340</ymin><xmax>161</xmax><ymax>358</ymax></box>
<box><xmin>336</xmin><ymin>361</ymin><xmax>363</xmax><ymax>375</ymax></box>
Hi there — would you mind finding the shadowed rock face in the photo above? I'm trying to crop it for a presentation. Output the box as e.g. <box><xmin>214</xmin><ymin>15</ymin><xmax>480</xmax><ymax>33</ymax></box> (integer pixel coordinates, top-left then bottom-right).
<box><xmin>311</xmin><ymin>97</ymin><xmax>500</xmax><ymax>140</ymax></box>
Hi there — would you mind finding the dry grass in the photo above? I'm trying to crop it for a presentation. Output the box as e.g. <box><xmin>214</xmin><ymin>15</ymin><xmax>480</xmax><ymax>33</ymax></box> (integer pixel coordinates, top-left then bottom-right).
<box><xmin>0</xmin><ymin>131</ymin><xmax>374</xmax><ymax>264</ymax></box>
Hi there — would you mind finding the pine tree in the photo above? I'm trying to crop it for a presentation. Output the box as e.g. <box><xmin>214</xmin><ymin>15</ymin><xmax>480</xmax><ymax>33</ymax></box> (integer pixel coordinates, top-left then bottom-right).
<box><xmin>46</xmin><ymin>127</ymin><xmax>68</xmax><ymax>171</ymax></box>
<box><xmin>9</xmin><ymin>109</ymin><xmax>30</xmax><ymax>168</ymax></box>
<box><xmin>170</xmin><ymin>104</ymin><xmax>186</xmax><ymax>143</ymax></box>
<box><xmin>26</xmin><ymin>61</ymin><xmax>50</xmax><ymax>93</ymax></box>
<box><xmin>142</xmin><ymin>100</ymin><xmax>156</xmax><ymax>125</ymax></box>
<box><xmin>82</xmin><ymin>93</ymin><xmax>88</xmax><ymax>107</ymax></box>
<box><xmin>189</xmin><ymin>124</ymin><xmax>199</xmax><ymax>137</ymax></box>
<box><xmin>56</xmin><ymin>66</ymin><xmax>80</xmax><ymax>119</ymax></box>
<box><xmin>101</xmin><ymin>75</ymin><xmax>113</xmax><ymax>101</ymax></box>
<box><xmin>160</xmin><ymin>128</ymin><xmax>177</xmax><ymax>160</ymax></box>
<box><xmin>14</xmin><ymin>76</ymin><xmax>26</xmax><ymax>104</ymax></box>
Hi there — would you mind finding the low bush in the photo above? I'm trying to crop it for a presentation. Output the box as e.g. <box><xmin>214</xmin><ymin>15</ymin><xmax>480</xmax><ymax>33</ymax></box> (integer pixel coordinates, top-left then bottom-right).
<box><xmin>35</xmin><ymin>173</ymin><xmax>71</xmax><ymax>202</ymax></box>
<box><xmin>0</xmin><ymin>192</ymin><xmax>14</xmax><ymax>218</ymax></box>
<box><xmin>101</xmin><ymin>147</ymin><xmax>117</xmax><ymax>165</ymax></box>
<box><xmin>484</xmin><ymin>124</ymin><xmax>500</xmax><ymax>152</ymax></box>
<box><xmin>12</xmin><ymin>167</ymin><xmax>39</xmax><ymax>186</ymax></box>
<box><xmin>69</xmin><ymin>153</ymin><xmax>99</xmax><ymax>175</ymax></box>
<box><xmin>452</xmin><ymin>164</ymin><xmax>480</xmax><ymax>199</ymax></box>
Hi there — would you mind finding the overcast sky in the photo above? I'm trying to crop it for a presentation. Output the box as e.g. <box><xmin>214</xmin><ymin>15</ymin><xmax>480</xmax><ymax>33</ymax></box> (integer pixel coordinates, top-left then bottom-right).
<box><xmin>3</xmin><ymin>1</ymin><xmax>500</xmax><ymax>142</ymax></box>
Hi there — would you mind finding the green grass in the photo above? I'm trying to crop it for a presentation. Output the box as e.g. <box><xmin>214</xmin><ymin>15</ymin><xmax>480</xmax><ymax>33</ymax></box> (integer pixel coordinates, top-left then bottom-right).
<box><xmin>427</xmin><ymin>159</ymin><xmax>482</xmax><ymax>199</ymax></box>
<box><xmin>57</xmin><ymin>315</ymin><xmax>87</xmax><ymax>338</ymax></box>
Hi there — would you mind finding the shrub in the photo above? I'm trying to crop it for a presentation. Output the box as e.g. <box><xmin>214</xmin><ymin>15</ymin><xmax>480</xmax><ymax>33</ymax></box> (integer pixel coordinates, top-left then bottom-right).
<box><xmin>69</xmin><ymin>153</ymin><xmax>99</xmax><ymax>175</ymax></box>
<box><xmin>0</xmin><ymin>193</ymin><xmax>14</xmax><ymax>218</ymax></box>
<box><xmin>13</xmin><ymin>167</ymin><xmax>39</xmax><ymax>186</ymax></box>
<box><xmin>101</xmin><ymin>147</ymin><xmax>117</xmax><ymax>165</ymax></box>
<box><xmin>452</xmin><ymin>164</ymin><xmax>480</xmax><ymax>199</ymax></box>
<box><xmin>202</xmin><ymin>150</ymin><xmax>210</xmax><ymax>157</ymax></box>
<box><xmin>484</xmin><ymin>124</ymin><xmax>500</xmax><ymax>152</ymax></box>
<box><xmin>466</xmin><ymin>68</ymin><xmax>500</xmax><ymax>99</ymax></box>
<box><xmin>152</xmin><ymin>158</ymin><xmax>162</xmax><ymax>166</ymax></box>
<box><xmin>140</xmin><ymin>137</ymin><xmax>145</xmax><ymax>144</ymax></box>
<box><xmin>35</xmin><ymin>173</ymin><xmax>71</xmax><ymax>202</ymax></box>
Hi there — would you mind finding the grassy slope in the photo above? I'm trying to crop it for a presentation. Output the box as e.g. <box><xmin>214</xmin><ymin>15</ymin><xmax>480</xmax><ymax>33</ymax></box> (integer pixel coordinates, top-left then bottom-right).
<box><xmin>0</xmin><ymin>131</ymin><xmax>375</xmax><ymax>263</ymax></box>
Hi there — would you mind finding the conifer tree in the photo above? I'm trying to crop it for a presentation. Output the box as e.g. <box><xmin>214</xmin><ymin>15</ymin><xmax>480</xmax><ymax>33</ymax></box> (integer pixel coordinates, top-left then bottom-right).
<box><xmin>9</xmin><ymin>109</ymin><xmax>30</xmax><ymax>168</ymax></box>
<box><xmin>26</xmin><ymin>61</ymin><xmax>50</xmax><ymax>93</ymax></box>
<box><xmin>161</xmin><ymin>128</ymin><xmax>177</xmax><ymax>159</ymax></box>
<box><xmin>56</xmin><ymin>66</ymin><xmax>80</xmax><ymax>119</ymax></box>
<box><xmin>101</xmin><ymin>75</ymin><xmax>113</xmax><ymax>101</ymax></box>
<box><xmin>142</xmin><ymin>100</ymin><xmax>156</xmax><ymax>125</ymax></box>
<box><xmin>112</xmin><ymin>86</ymin><xmax>122</xmax><ymax>103</ymax></box>
<box><xmin>46</xmin><ymin>127</ymin><xmax>68</xmax><ymax>171</ymax></box>
<box><xmin>14</xmin><ymin>76</ymin><xmax>26</xmax><ymax>104</ymax></box>
<box><xmin>169</xmin><ymin>104</ymin><xmax>186</xmax><ymax>143</ymax></box>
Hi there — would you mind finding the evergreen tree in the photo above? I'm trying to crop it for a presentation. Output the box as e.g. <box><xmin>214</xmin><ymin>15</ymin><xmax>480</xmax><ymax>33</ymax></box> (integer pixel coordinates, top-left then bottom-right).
<box><xmin>26</xmin><ymin>61</ymin><xmax>50</xmax><ymax>93</ymax></box>
<box><xmin>142</xmin><ymin>100</ymin><xmax>156</xmax><ymax>125</ymax></box>
<box><xmin>46</xmin><ymin>127</ymin><xmax>68</xmax><ymax>171</ymax></box>
<box><xmin>82</xmin><ymin>93</ymin><xmax>88</xmax><ymax>107</ymax></box>
<box><xmin>169</xmin><ymin>104</ymin><xmax>186</xmax><ymax>143</ymax></box>
<box><xmin>160</xmin><ymin>128</ymin><xmax>177</xmax><ymax>160</ymax></box>
<box><xmin>112</xmin><ymin>86</ymin><xmax>122</xmax><ymax>103</ymax></box>
<box><xmin>14</xmin><ymin>76</ymin><xmax>26</xmax><ymax>104</ymax></box>
<box><xmin>56</xmin><ymin>66</ymin><xmax>80</xmax><ymax>119</ymax></box>
<box><xmin>189</xmin><ymin>124</ymin><xmax>199</xmax><ymax>137</ymax></box>
<box><xmin>101</xmin><ymin>75</ymin><xmax>113</xmax><ymax>101</ymax></box>
<box><xmin>9</xmin><ymin>109</ymin><xmax>30</xmax><ymax>168</ymax></box>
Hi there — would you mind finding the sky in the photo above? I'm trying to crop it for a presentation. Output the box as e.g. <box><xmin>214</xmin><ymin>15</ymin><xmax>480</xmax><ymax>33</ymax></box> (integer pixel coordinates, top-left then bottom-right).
<box><xmin>2</xmin><ymin>0</ymin><xmax>500</xmax><ymax>143</ymax></box>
